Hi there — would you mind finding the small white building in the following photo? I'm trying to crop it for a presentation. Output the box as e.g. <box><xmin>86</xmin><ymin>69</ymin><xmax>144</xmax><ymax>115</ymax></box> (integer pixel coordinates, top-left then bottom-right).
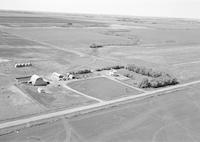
<box><xmin>106</xmin><ymin>69</ymin><xmax>117</xmax><ymax>76</ymax></box>
<box><xmin>68</xmin><ymin>74</ymin><xmax>75</xmax><ymax>80</ymax></box>
<box><xmin>29</xmin><ymin>74</ymin><xmax>48</xmax><ymax>86</ymax></box>
<box><xmin>37</xmin><ymin>87</ymin><xmax>45</xmax><ymax>93</ymax></box>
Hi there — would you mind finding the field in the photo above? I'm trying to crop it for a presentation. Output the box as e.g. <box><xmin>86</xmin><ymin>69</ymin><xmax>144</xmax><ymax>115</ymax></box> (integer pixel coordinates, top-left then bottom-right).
<box><xmin>1</xmin><ymin>83</ymin><xmax>200</xmax><ymax>141</ymax></box>
<box><xmin>18</xmin><ymin>83</ymin><xmax>97</xmax><ymax>109</ymax></box>
<box><xmin>68</xmin><ymin>83</ymin><xmax>200</xmax><ymax>142</ymax></box>
<box><xmin>1</xmin><ymin>10</ymin><xmax>200</xmax><ymax>141</ymax></box>
<box><xmin>0</xmin><ymin>84</ymin><xmax>44</xmax><ymax>121</ymax></box>
<box><xmin>67</xmin><ymin>77</ymin><xmax>142</xmax><ymax>101</ymax></box>
<box><xmin>4</xmin><ymin>21</ymin><xmax>200</xmax><ymax>83</ymax></box>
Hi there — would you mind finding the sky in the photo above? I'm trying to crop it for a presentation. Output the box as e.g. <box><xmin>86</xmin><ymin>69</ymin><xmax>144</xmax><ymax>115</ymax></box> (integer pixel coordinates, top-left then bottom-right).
<box><xmin>1</xmin><ymin>0</ymin><xmax>200</xmax><ymax>19</ymax></box>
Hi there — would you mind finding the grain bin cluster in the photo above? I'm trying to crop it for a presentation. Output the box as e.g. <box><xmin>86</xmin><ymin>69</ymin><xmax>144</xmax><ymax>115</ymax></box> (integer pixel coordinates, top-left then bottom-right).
<box><xmin>15</xmin><ymin>62</ymin><xmax>32</xmax><ymax>68</ymax></box>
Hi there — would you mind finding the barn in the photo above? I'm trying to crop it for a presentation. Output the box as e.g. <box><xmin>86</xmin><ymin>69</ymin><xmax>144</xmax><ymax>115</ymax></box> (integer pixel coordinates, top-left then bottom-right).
<box><xmin>29</xmin><ymin>74</ymin><xmax>48</xmax><ymax>86</ymax></box>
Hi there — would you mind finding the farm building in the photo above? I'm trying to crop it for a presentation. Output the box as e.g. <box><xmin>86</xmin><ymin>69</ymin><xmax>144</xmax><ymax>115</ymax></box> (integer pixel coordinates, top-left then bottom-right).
<box><xmin>29</xmin><ymin>74</ymin><xmax>48</xmax><ymax>86</ymax></box>
<box><xmin>37</xmin><ymin>87</ymin><xmax>46</xmax><ymax>93</ymax></box>
<box><xmin>106</xmin><ymin>69</ymin><xmax>117</xmax><ymax>76</ymax></box>
<box><xmin>51</xmin><ymin>72</ymin><xmax>64</xmax><ymax>80</ymax></box>
<box><xmin>15</xmin><ymin>62</ymin><xmax>32</xmax><ymax>68</ymax></box>
<box><xmin>65</xmin><ymin>73</ymin><xmax>75</xmax><ymax>80</ymax></box>
<box><xmin>68</xmin><ymin>74</ymin><xmax>75</xmax><ymax>80</ymax></box>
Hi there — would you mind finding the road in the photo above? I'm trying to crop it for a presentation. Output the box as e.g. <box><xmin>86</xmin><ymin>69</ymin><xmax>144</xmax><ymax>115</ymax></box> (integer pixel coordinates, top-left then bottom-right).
<box><xmin>0</xmin><ymin>79</ymin><xmax>200</xmax><ymax>130</ymax></box>
<box><xmin>63</xmin><ymin>84</ymin><xmax>105</xmax><ymax>103</ymax></box>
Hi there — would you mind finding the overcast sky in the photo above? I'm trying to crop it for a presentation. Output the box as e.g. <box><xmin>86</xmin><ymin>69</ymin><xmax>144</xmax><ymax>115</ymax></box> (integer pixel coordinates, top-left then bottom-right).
<box><xmin>1</xmin><ymin>0</ymin><xmax>200</xmax><ymax>19</ymax></box>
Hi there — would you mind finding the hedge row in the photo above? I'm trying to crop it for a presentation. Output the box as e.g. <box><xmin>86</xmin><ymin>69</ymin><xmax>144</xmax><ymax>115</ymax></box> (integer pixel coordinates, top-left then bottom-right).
<box><xmin>90</xmin><ymin>43</ymin><xmax>103</xmax><ymax>48</ymax></box>
<box><xmin>96</xmin><ymin>65</ymin><xmax>124</xmax><ymax>71</ymax></box>
<box><xmin>70</xmin><ymin>69</ymin><xmax>92</xmax><ymax>75</ymax></box>
<box><xmin>126</xmin><ymin>64</ymin><xmax>170</xmax><ymax>78</ymax></box>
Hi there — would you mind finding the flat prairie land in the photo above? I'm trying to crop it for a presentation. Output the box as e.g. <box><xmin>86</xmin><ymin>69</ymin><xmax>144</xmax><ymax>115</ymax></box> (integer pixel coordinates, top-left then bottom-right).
<box><xmin>0</xmin><ymin>84</ymin><xmax>44</xmax><ymax>121</ymax></box>
<box><xmin>18</xmin><ymin>83</ymin><xmax>97</xmax><ymax>109</ymax></box>
<box><xmin>68</xmin><ymin>77</ymin><xmax>142</xmax><ymax>101</ymax></box>
<box><xmin>2</xmin><ymin>83</ymin><xmax>200</xmax><ymax>142</ymax></box>
<box><xmin>68</xmin><ymin>83</ymin><xmax>200</xmax><ymax>142</ymax></box>
<box><xmin>1</xmin><ymin>10</ymin><xmax>200</xmax><ymax>141</ymax></box>
<box><xmin>0</xmin><ymin>31</ymin><xmax>41</xmax><ymax>46</ymax></box>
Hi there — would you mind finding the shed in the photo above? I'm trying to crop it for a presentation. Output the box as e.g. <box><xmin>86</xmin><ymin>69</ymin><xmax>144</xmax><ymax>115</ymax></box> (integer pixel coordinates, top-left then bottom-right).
<box><xmin>29</xmin><ymin>74</ymin><xmax>48</xmax><ymax>86</ymax></box>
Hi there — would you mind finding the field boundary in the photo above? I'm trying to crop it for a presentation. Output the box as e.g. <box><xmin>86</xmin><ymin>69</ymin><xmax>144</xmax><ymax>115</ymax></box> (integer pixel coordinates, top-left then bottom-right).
<box><xmin>103</xmin><ymin>75</ymin><xmax>147</xmax><ymax>92</ymax></box>
<box><xmin>63</xmin><ymin>85</ymin><xmax>105</xmax><ymax>103</ymax></box>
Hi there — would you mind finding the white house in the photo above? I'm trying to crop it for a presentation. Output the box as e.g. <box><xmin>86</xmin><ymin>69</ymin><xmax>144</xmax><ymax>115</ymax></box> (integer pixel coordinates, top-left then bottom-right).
<box><xmin>29</xmin><ymin>74</ymin><xmax>48</xmax><ymax>86</ymax></box>
<box><xmin>51</xmin><ymin>72</ymin><xmax>64</xmax><ymax>80</ymax></box>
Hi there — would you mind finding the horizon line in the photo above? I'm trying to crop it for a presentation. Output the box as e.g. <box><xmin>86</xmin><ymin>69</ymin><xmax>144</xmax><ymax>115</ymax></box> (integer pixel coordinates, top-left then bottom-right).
<box><xmin>0</xmin><ymin>9</ymin><xmax>199</xmax><ymax>21</ymax></box>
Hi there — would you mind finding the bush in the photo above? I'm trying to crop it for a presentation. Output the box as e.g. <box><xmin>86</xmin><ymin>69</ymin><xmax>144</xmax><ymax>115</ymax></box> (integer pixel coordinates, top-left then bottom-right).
<box><xmin>138</xmin><ymin>76</ymin><xmax>179</xmax><ymax>88</ymax></box>
<box><xmin>90</xmin><ymin>43</ymin><xmax>103</xmax><ymax>48</ymax></box>
<box><xmin>125</xmin><ymin>64</ymin><xmax>179</xmax><ymax>88</ymax></box>
<box><xmin>70</xmin><ymin>69</ymin><xmax>92</xmax><ymax>75</ymax></box>
<box><xmin>138</xmin><ymin>78</ymin><xmax>150</xmax><ymax>88</ymax></box>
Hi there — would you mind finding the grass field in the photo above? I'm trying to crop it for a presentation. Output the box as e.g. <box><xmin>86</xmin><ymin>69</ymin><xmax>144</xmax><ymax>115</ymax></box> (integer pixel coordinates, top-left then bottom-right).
<box><xmin>2</xmin><ymin>83</ymin><xmax>200</xmax><ymax>141</ymax></box>
<box><xmin>68</xmin><ymin>83</ymin><xmax>200</xmax><ymax>142</ymax></box>
<box><xmin>0</xmin><ymin>31</ymin><xmax>41</xmax><ymax>46</ymax></box>
<box><xmin>0</xmin><ymin>84</ymin><xmax>44</xmax><ymax>121</ymax></box>
<box><xmin>18</xmin><ymin>83</ymin><xmax>97</xmax><ymax>109</ymax></box>
<box><xmin>0</xmin><ymin>15</ymin><xmax>106</xmax><ymax>28</ymax></box>
<box><xmin>68</xmin><ymin>77</ymin><xmax>142</xmax><ymax>101</ymax></box>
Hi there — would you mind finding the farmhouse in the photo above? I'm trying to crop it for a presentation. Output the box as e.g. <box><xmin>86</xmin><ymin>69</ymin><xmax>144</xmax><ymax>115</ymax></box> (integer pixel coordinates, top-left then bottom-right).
<box><xmin>51</xmin><ymin>72</ymin><xmax>64</xmax><ymax>80</ymax></box>
<box><xmin>29</xmin><ymin>74</ymin><xmax>48</xmax><ymax>86</ymax></box>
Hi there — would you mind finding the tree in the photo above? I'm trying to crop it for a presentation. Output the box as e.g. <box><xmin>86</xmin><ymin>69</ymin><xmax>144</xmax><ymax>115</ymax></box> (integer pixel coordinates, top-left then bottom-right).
<box><xmin>138</xmin><ymin>78</ymin><xmax>149</xmax><ymax>88</ymax></box>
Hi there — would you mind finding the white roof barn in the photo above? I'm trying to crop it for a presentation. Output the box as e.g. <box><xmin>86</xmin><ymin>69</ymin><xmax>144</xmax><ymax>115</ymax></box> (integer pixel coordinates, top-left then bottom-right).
<box><xmin>29</xmin><ymin>74</ymin><xmax>48</xmax><ymax>86</ymax></box>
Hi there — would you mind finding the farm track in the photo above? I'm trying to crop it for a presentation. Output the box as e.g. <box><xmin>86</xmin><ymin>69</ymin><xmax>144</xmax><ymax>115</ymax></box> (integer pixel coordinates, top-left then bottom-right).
<box><xmin>63</xmin><ymin>85</ymin><xmax>105</xmax><ymax>103</ymax></box>
<box><xmin>173</xmin><ymin>60</ymin><xmax>200</xmax><ymax>66</ymax></box>
<box><xmin>0</xmin><ymin>79</ymin><xmax>200</xmax><ymax>130</ymax></box>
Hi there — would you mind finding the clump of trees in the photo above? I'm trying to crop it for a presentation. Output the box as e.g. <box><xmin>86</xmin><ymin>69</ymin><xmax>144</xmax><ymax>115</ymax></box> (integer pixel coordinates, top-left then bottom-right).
<box><xmin>126</xmin><ymin>64</ymin><xmax>179</xmax><ymax>88</ymax></box>
<box><xmin>96</xmin><ymin>65</ymin><xmax>124</xmax><ymax>71</ymax></box>
<box><xmin>70</xmin><ymin>69</ymin><xmax>92</xmax><ymax>75</ymax></box>
<box><xmin>138</xmin><ymin>76</ymin><xmax>179</xmax><ymax>88</ymax></box>
<box><xmin>90</xmin><ymin>43</ymin><xmax>103</xmax><ymax>48</ymax></box>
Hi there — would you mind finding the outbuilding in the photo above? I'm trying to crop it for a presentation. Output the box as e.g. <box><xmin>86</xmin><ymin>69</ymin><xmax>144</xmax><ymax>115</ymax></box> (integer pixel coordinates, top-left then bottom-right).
<box><xmin>29</xmin><ymin>74</ymin><xmax>48</xmax><ymax>86</ymax></box>
<box><xmin>106</xmin><ymin>69</ymin><xmax>117</xmax><ymax>76</ymax></box>
<box><xmin>68</xmin><ymin>74</ymin><xmax>75</xmax><ymax>80</ymax></box>
<box><xmin>37</xmin><ymin>87</ymin><xmax>46</xmax><ymax>93</ymax></box>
